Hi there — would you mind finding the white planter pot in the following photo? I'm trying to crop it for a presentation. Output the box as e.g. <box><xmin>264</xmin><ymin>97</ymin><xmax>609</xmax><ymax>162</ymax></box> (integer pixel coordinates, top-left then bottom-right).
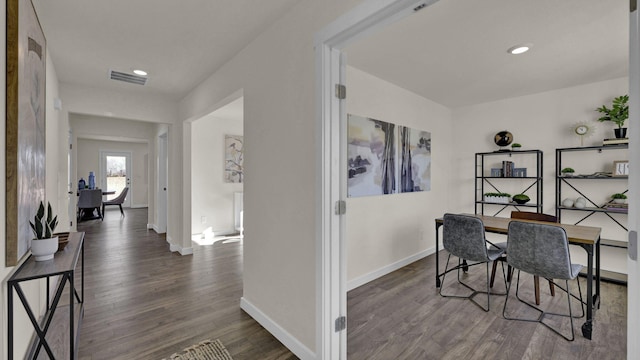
<box><xmin>613</xmin><ymin>198</ymin><xmax>626</xmax><ymax>204</ymax></box>
<box><xmin>31</xmin><ymin>236</ymin><xmax>58</xmax><ymax>261</ymax></box>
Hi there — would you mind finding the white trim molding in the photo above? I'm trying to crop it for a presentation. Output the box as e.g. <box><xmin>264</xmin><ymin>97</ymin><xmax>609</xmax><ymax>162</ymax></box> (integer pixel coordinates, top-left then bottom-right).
<box><xmin>347</xmin><ymin>248</ymin><xmax>434</xmax><ymax>291</ymax></box>
<box><xmin>240</xmin><ymin>297</ymin><xmax>315</xmax><ymax>360</ymax></box>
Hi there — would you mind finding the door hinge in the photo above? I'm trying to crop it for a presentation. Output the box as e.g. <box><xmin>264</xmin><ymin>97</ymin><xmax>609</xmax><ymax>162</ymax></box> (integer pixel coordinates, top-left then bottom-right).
<box><xmin>69</xmin><ymin>143</ymin><xmax>73</xmax><ymax>150</ymax></box>
<box><xmin>335</xmin><ymin>84</ymin><xmax>346</xmax><ymax>100</ymax></box>
<box><xmin>629</xmin><ymin>230</ymin><xmax>638</xmax><ymax>261</ymax></box>
<box><xmin>335</xmin><ymin>200</ymin><xmax>346</xmax><ymax>215</ymax></box>
<box><xmin>335</xmin><ymin>316</ymin><xmax>346</xmax><ymax>332</ymax></box>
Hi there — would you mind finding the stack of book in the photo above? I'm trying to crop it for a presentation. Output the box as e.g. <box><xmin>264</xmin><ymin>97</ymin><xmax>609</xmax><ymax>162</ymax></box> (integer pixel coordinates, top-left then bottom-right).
<box><xmin>603</xmin><ymin>138</ymin><xmax>628</xmax><ymax>146</ymax></box>
<box><xmin>502</xmin><ymin>161</ymin><xmax>514</xmax><ymax>177</ymax></box>
<box><xmin>603</xmin><ymin>201</ymin><xmax>628</xmax><ymax>213</ymax></box>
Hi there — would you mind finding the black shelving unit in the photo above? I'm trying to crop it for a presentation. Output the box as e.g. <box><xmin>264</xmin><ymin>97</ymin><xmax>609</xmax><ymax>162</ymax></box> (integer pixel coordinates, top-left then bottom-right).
<box><xmin>475</xmin><ymin>150</ymin><xmax>543</xmax><ymax>216</ymax></box>
<box><xmin>556</xmin><ymin>144</ymin><xmax>628</xmax><ymax>284</ymax></box>
<box><xmin>555</xmin><ymin>144</ymin><xmax>628</xmax><ymax>230</ymax></box>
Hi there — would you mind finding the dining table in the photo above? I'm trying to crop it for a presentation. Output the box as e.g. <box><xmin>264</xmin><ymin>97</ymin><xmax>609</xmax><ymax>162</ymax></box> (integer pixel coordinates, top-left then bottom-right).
<box><xmin>434</xmin><ymin>213</ymin><xmax>601</xmax><ymax>340</ymax></box>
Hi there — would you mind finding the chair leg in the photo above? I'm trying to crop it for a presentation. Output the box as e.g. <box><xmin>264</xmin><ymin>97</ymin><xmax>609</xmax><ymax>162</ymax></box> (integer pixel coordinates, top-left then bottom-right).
<box><xmin>119</xmin><ymin>204</ymin><xmax>124</xmax><ymax>217</ymax></box>
<box><xmin>490</xmin><ymin>260</ymin><xmax>498</xmax><ymax>288</ymax></box>
<box><xmin>534</xmin><ymin>275</ymin><xmax>541</xmax><ymax>305</ymax></box>
<box><xmin>548</xmin><ymin>279</ymin><xmax>555</xmax><ymax>296</ymax></box>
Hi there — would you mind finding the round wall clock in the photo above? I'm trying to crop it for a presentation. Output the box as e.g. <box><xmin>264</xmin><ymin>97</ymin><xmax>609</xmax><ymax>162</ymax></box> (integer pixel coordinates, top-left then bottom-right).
<box><xmin>572</xmin><ymin>122</ymin><xmax>595</xmax><ymax>146</ymax></box>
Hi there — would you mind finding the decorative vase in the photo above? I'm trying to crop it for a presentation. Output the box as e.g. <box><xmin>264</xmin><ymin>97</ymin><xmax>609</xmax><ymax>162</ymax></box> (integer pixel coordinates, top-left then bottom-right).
<box><xmin>31</xmin><ymin>237</ymin><xmax>59</xmax><ymax>261</ymax></box>
<box><xmin>613</xmin><ymin>198</ymin><xmax>626</xmax><ymax>204</ymax></box>
<box><xmin>513</xmin><ymin>198</ymin><xmax>529</xmax><ymax>205</ymax></box>
<box><xmin>562</xmin><ymin>198</ymin><xmax>574</xmax><ymax>208</ymax></box>
<box><xmin>614</xmin><ymin>128</ymin><xmax>627</xmax><ymax>139</ymax></box>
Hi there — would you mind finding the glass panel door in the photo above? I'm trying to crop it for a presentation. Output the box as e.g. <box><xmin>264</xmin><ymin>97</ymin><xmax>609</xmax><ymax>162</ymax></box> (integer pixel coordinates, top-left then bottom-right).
<box><xmin>101</xmin><ymin>151</ymin><xmax>131</xmax><ymax>207</ymax></box>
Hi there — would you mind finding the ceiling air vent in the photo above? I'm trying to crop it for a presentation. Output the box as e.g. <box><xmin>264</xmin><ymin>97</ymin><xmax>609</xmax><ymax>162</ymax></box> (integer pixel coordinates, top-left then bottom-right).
<box><xmin>109</xmin><ymin>70</ymin><xmax>147</xmax><ymax>85</ymax></box>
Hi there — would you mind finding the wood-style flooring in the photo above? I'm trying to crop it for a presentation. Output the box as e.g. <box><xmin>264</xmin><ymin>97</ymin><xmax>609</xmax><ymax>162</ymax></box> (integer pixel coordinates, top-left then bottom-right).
<box><xmin>76</xmin><ymin>208</ymin><xmax>627</xmax><ymax>359</ymax></box>
<box><xmin>347</xmin><ymin>254</ymin><xmax>627</xmax><ymax>359</ymax></box>
<box><xmin>76</xmin><ymin>208</ymin><xmax>295</xmax><ymax>359</ymax></box>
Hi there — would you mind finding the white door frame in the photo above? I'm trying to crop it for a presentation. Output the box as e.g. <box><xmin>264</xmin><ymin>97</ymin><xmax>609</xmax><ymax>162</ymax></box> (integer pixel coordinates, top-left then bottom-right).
<box><xmin>99</xmin><ymin>150</ymin><xmax>132</xmax><ymax>208</ymax></box>
<box><xmin>317</xmin><ymin>0</ymin><xmax>638</xmax><ymax>358</ymax></box>
<box><xmin>315</xmin><ymin>1</ymin><xmax>437</xmax><ymax>358</ymax></box>
<box><xmin>157</xmin><ymin>133</ymin><xmax>168</xmax><ymax>233</ymax></box>
<box><xmin>628</xmin><ymin>2</ymin><xmax>639</xmax><ymax>356</ymax></box>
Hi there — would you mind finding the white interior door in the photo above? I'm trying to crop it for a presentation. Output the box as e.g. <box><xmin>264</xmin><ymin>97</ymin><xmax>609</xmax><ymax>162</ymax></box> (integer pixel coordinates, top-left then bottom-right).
<box><xmin>157</xmin><ymin>133</ymin><xmax>168</xmax><ymax>233</ymax></box>
<box><xmin>100</xmin><ymin>151</ymin><xmax>132</xmax><ymax>208</ymax></box>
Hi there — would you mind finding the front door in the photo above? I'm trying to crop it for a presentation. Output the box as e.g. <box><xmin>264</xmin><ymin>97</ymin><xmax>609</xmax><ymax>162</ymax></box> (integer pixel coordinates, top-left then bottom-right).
<box><xmin>100</xmin><ymin>151</ymin><xmax>132</xmax><ymax>208</ymax></box>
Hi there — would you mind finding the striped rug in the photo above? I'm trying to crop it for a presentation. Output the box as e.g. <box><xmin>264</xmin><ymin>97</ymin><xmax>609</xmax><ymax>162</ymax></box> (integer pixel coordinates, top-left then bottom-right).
<box><xmin>163</xmin><ymin>339</ymin><xmax>233</xmax><ymax>360</ymax></box>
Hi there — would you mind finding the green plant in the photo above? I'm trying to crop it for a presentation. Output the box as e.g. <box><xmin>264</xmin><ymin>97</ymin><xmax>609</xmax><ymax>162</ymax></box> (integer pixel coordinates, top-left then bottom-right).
<box><xmin>29</xmin><ymin>201</ymin><xmax>58</xmax><ymax>240</ymax></box>
<box><xmin>512</xmin><ymin>194</ymin><xmax>530</xmax><ymax>201</ymax></box>
<box><xmin>561</xmin><ymin>167</ymin><xmax>575</xmax><ymax>173</ymax></box>
<box><xmin>511</xmin><ymin>143</ymin><xmax>522</xmax><ymax>148</ymax></box>
<box><xmin>596</xmin><ymin>95</ymin><xmax>629</xmax><ymax>129</ymax></box>
<box><xmin>483</xmin><ymin>192</ymin><xmax>511</xmax><ymax>197</ymax></box>
<box><xmin>611</xmin><ymin>193</ymin><xmax>627</xmax><ymax>200</ymax></box>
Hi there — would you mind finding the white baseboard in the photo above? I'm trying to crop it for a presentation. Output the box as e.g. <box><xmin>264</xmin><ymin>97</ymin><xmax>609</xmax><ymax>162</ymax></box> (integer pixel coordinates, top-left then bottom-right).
<box><xmin>147</xmin><ymin>223</ymin><xmax>153</xmax><ymax>230</ymax></box>
<box><xmin>240</xmin><ymin>297</ymin><xmax>315</xmax><ymax>360</ymax></box>
<box><xmin>153</xmin><ymin>225</ymin><xmax>166</xmax><ymax>234</ymax></box>
<box><xmin>179</xmin><ymin>247</ymin><xmax>193</xmax><ymax>255</ymax></box>
<box><xmin>347</xmin><ymin>248</ymin><xmax>435</xmax><ymax>291</ymax></box>
<box><xmin>130</xmin><ymin>204</ymin><xmax>148</xmax><ymax>209</ymax></box>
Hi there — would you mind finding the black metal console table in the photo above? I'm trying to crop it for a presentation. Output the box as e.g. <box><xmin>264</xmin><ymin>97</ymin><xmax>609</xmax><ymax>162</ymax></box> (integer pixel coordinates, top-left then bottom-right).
<box><xmin>7</xmin><ymin>232</ymin><xmax>85</xmax><ymax>359</ymax></box>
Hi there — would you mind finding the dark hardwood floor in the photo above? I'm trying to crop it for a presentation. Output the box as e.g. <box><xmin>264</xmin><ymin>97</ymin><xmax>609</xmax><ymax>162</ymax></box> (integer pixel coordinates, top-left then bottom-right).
<box><xmin>76</xmin><ymin>208</ymin><xmax>627</xmax><ymax>359</ymax></box>
<box><xmin>76</xmin><ymin>208</ymin><xmax>295</xmax><ymax>359</ymax></box>
<box><xmin>347</xmin><ymin>254</ymin><xmax>627</xmax><ymax>360</ymax></box>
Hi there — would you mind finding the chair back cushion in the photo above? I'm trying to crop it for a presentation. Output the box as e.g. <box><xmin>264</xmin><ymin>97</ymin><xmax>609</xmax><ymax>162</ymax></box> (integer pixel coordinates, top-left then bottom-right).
<box><xmin>507</xmin><ymin>221</ymin><xmax>574</xmax><ymax>280</ymax></box>
<box><xmin>443</xmin><ymin>214</ymin><xmax>488</xmax><ymax>262</ymax></box>
<box><xmin>510</xmin><ymin>211</ymin><xmax>557</xmax><ymax>223</ymax></box>
<box><xmin>104</xmin><ymin>187</ymin><xmax>128</xmax><ymax>205</ymax></box>
<box><xmin>78</xmin><ymin>189</ymin><xmax>103</xmax><ymax>208</ymax></box>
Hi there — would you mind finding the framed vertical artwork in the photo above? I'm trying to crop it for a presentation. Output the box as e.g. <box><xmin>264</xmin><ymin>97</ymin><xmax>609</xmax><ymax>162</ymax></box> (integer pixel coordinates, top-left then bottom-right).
<box><xmin>347</xmin><ymin>114</ymin><xmax>396</xmax><ymax>197</ymax></box>
<box><xmin>6</xmin><ymin>0</ymin><xmax>47</xmax><ymax>266</ymax></box>
<box><xmin>398</xmin><ymin>126</ymin><xmax>431</xmax><ymax>192</ymax></box>
<box><xmin>224</xmin><ymin>135</ymin><xmax>244</xmax><ymax>183</ymax></box>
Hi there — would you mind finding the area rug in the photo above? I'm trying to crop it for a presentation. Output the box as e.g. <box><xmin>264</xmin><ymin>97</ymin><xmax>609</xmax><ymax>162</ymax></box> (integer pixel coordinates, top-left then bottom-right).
<box><xmin>163</xmin><ymin>339</ymin><xmax>233</xmax><ymax>360</ymax></box>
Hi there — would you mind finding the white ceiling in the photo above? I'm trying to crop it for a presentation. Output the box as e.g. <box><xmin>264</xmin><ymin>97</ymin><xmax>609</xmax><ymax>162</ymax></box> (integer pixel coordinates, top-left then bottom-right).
<box><xmin>32</xmin><ymin>0</ymin><xmax>301</xmax><ymax>100</ymax></box>
<box><xmin>32</xmin><ymin>0</ymin><xmax>628</xmax><ymax>108</ymax></box>
<box><xmin>346</xmin><ymin>0</ymin><xmax>629</xmax><ymax>107</ymax></box>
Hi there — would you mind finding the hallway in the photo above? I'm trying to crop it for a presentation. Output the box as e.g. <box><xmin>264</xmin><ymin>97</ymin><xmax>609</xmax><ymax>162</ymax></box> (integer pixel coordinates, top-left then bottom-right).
<box><xmin>76</xmin><ymin>208</ymin><xmax>295</xmax><ymax>359</ymax></box>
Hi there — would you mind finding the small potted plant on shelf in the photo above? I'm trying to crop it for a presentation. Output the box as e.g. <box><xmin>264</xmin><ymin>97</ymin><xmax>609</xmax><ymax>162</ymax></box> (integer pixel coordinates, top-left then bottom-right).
<box><xmin>511</xmin><ymin>143</ymin><xmax>522</xmax><ymax>151</ymax></box>
<box><xmin>484</xmin><ymin>192</ymin><xmax>511</xmax><ymax>204</ymax></box>
<box><xmin>512</xmin><ymin>193</ymin><xmax>530</xmax><ymax>204</ymax></box>
<box><xmin>561</xmin><ymin>167</ymin><xmax>575</xmax><ymax>177</ymax></box>
<box><xmin>596</xmin><ymin>94</ymin><xmax>629</xmax><ymax>138</ymax></box>
<box><xmin>29</xmin><ymin>201</ymin><xmax>59</xmax><ymax>261</ymax></box>
<box><xmin>611</xmin><ymin>193</ymin><xmax>627</xmax><ymax>204</ymax></box>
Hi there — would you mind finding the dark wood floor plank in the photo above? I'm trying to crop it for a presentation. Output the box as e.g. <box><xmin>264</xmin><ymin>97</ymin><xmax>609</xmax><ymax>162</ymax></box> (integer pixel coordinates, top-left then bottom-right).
<box><xmin>347</xmin><ymin>251</ymin><xmax>627</xmax><ymax>360</ymax></box>
<box><xmin>76</xmin><ymin>209</ymin><xmax>626</xmax><ymax>359</ymax></box>
<box><xmin>76</xmin><ymin>208</ymin><xmax>294</xmax><ymax>359</ymax></box>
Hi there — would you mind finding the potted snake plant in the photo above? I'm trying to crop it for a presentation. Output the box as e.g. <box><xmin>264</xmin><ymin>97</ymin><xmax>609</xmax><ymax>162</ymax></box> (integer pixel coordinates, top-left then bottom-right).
<box><xmin>29</xmin><ymin>201</ymin><xmax>59</xmax><ymax>261</ymax></box>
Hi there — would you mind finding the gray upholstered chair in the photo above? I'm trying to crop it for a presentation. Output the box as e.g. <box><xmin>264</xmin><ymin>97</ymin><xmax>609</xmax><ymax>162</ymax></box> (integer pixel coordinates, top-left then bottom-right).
<box><xmin>439</xmin><ymin>213</ymin><xmax>507</xmax><ymax>311</ymax></box>
<box><xmin>490</xmin><ymin>211</ymin><xmax>558</xmax><ymax>305</ymax></box>
<box><xmin>102</xmin><ymin>187</ymin><xmax>129</xmax><ymax>217</ymax></box>
<box><xmin>77</xmin><ymin>189</ymin><xmax>103</xmax><ymax>221</ymax></box>
<box><xmin>503</xmin><ymin>221</ymin><xmax>584</xmax><ymax>341</ymax></box>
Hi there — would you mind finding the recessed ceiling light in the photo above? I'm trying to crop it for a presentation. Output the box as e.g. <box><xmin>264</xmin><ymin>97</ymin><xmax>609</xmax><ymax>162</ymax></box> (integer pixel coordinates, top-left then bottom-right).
<box><xmin>133</xmin><ymin>69</ymin><xmax>148</xmax><ymax>76</ymax></box>
<box><xmin>507</xmin><ymin>44</ymin><xmax>532</xmax><ymax>55</ymax></box>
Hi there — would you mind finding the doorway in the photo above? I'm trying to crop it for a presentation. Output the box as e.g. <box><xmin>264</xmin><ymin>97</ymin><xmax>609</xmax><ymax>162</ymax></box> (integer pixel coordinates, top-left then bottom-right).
<box><xmin>100</xmin><ymin>150</ymin><xmax>132</xmax><ymax>207</ymax></box>
<box><xmin>317</xmin><ymin>0</ymin><xmax>638</xmax><ymax>358</ymax></box>
<box><xmin>157</xmin><ymin>133</ymin><xmax>168</xmax><ymax>233</ymax></box>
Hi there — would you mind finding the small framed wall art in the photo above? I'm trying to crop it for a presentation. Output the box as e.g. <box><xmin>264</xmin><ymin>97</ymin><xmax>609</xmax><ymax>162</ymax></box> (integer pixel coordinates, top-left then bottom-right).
<box><xmin>613</xmin><ymin>160</ymin><xmax>629</xmax><ymax>177</ymax></box>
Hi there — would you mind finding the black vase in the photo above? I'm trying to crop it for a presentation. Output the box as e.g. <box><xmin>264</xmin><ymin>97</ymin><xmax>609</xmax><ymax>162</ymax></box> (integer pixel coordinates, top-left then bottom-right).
<box><xmin>614</xmin><ymin>128</ymin><xmax>627</xmax><ymax>139</ymax></box>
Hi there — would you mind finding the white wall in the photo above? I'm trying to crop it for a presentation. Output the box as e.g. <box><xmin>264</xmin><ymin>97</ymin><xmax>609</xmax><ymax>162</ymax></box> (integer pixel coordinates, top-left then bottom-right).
<box><xmin>191</xmin><ymin>115</ymin><xmax>243</xmax><ymax>236</ymax></box>
<box><xmin>178</xmin><ymin>0</ymin><xmax>363</xmax><ymax>355</ymax></box>
<box><xmin>76</xmin><ymin>139</ymin><xmax>149</xmax><ymax>207</ymax></box>
<box><xmin>452</xmin><ymin>77</ymin><xmax>629</xmax><ymax>275</ymax></box>
<box><xmin>1</xmin><ymin>6</ymin><xmax>65</xmax><ymax>353</ymax></box>
<box><xmin>61</xmin><ymin>83</ymin><xmax>180</xmax><ymax>244</ymax></box>
<box><xmin>70</xmin><ymin>113</ymin><xmax>157</xmax><ymax>222</ymax></box>
<box><xmin>345</xmin><ymin>66</ymin><xmax>453</xmax><ymax>288</ymax></box>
